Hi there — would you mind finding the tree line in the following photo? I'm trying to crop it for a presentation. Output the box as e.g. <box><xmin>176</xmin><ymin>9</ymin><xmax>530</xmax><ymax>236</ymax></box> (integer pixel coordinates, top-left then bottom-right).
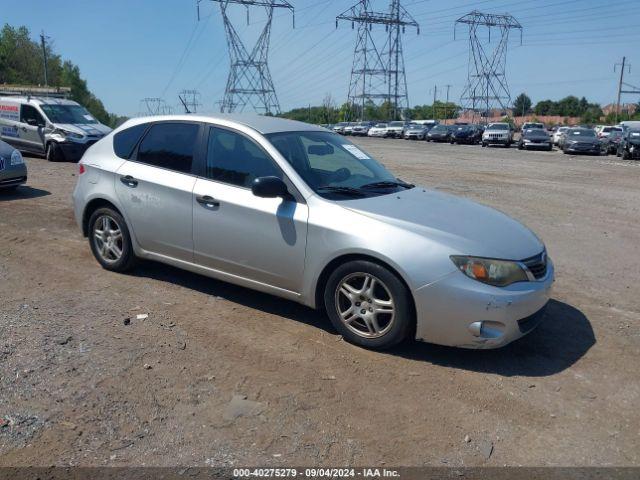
<box><xmin>0</xmin><ymin>24</ymin><xmax>125</xmax><ymax>127</ymax></box>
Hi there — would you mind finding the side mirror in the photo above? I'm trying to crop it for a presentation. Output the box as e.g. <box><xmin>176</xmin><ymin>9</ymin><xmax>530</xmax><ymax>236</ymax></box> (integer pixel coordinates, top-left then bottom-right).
<box><xmin>26</xmin><ymin>118</ymin><xmax>38</xmax><ymax>126</ymax></box>
<box><xmin>252</xmin><ymin>176</ymin><xmax>289</xmax><ymax>198</ymax></box>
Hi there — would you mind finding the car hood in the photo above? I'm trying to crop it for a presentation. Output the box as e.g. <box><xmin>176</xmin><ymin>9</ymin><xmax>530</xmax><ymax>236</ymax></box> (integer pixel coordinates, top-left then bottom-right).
<box><xmin>53</xmin><ymin>123</ymin><xmax>113</xmax><ymax>136</ymax></box>
<box><xmin>341</xmin><ymin>187</ymin><xmax>544</xmax><ymax>260</ymax></box>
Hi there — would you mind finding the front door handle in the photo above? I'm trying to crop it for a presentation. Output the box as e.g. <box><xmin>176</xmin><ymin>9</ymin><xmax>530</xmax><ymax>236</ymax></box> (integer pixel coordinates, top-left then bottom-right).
<box><xmin>120</xmin><ymin>175</ymin><xmax>138</xmax><ymax>187</ymax></box>
<box><xmin>196</xmin><ymin>195</ymin><xmax>220</xmax><ymax>208</ymax></box>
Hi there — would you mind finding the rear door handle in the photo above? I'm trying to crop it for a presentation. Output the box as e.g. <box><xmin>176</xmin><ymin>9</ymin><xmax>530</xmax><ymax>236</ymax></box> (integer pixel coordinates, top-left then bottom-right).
<box><xmin>196</xmin><ymin>195</ymin><xmax>220</xmax><ymax>208</ymax></box>
<box><xmin>120</xmin><ymin>175</ymin><xmax>138</xmax><ymax>187</ymax></box>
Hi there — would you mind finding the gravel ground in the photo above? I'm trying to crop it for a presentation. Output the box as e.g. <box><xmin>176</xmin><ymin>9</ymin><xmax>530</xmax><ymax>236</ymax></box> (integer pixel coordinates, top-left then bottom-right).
<box><xmin>0</xmin><ymin>138</ymin><xmax>639</xmax><ymax>467</ymax></box>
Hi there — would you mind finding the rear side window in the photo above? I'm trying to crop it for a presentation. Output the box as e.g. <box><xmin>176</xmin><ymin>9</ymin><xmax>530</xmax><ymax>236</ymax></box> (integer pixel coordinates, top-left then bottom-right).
<box><xmin>136</xmin><ymin>122</ymin><xmax>199</xmax><ymax>174</ymax></box>
<box><xmin>113</xmin><ymin>124</ymin><xmax>148</xmax><ymax>159</ymax></box>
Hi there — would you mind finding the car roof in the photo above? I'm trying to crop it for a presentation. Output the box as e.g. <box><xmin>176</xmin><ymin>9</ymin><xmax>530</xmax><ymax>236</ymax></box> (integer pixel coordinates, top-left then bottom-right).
<box><xmin>120</xmin><ymin>113</ymin><xmax>325</xmax><ymax>135</ymax></box>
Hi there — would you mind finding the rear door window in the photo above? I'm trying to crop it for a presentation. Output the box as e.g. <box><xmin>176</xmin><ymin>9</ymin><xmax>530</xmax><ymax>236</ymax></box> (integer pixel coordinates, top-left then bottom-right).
<box><xmin>135</xmin><ymin>122</ymin><xmax>199</xmax><ymax>174</ymax></box>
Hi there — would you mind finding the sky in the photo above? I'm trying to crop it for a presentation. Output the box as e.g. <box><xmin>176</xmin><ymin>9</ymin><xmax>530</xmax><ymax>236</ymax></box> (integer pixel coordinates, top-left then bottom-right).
<box><xmin>2</xmin><ymin>0</ymin><xmax>640</xmax><ymax>117</ymax></box>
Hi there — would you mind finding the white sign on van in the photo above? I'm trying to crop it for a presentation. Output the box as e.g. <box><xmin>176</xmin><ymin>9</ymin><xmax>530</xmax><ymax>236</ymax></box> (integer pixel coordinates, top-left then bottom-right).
<box><xmin>0</xmin><ymin>103</ymin><xmax>19</xmax><ymax>121</ymax></box>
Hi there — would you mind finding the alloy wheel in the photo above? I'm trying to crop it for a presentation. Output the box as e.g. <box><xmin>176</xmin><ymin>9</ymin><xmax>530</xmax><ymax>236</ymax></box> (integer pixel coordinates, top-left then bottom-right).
<box><xmin>335</xmin><ymin>272</ymin><xmax>395</xmax><ymax>339</ymax></box>
<box><xmin>93</xmin><ymin>215</ymin><xmax>124</xmax><ymax>263</ymax></box>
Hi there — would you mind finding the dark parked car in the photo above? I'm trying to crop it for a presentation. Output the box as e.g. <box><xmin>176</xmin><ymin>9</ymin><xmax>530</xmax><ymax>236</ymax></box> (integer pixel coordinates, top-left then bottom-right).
<box><xmin>450</xmin><ymin>125</ymin><xmax>483</xmax><ymax>145</ymax></box>
<box><xmin>518</xmin><ymin>128</ymin><xmax>553</xmax><ymax>151</ymax></box>
<box><xmin>0</xmin><ymin>139</ymin><xmax>27</xmax><ymax>191</ymax></box>
<box><xmin>604</xmin><ymin>130</ymin><xmax>624</xmax><ymax>154</ymax></box>
<box><xmin>562</xmin><ymin>128</ymin><xmax>604</xmax><ymax>155</ymax></box>
<box><xmin>426</xmin><ymin>124</ymin><xmax>452</xmax><ymax>142</ymax></box>
<box><xmin>617</xmin><ymin>129</ymin><xmax>640</xmax><ymax>160</ymax></box>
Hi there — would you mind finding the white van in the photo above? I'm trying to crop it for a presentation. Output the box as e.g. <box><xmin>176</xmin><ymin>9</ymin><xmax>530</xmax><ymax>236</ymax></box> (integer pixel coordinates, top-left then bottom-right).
<box><xmin>0</xmin><ymin>96</ymin><xmax>112</xmax><ymax>161</ymax></box>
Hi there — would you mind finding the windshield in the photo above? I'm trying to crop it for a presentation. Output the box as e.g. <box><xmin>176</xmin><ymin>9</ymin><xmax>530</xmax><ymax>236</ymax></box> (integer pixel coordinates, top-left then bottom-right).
<box><xmin>432</xmin><ymin>125</ymin><xmax>447</xmax><ymax>132</ymax></box>
<box><xmin>40</xmin><ymin>104</ymin><xmax>97</xmax><ymax>124</ymax></box>
<box><xmin>389</xmin><ymin>121</ymin><xmax>404</xmax><ymax>127</ymax></box>
<box><xmin>487</xmin><ymin>124</ymin><xmax>509</xmax><ymax>130</ymax></box>
<box><xmin>266</xmin><ymin>131</ymin><xmax>409</xmax><ymax>199</ymax></box>
<box><xmin>408</xmin><ymin>124</ymin><xmax>423</xmax><ymax>129</ymax></box>
<box><xmin>569</xmin><ymin>129</ymin><xmax>595</xmax><ymax>137</ymax></box>
<box><xmin>375</xmin><ymin>123</ymin><xmax>387</xmax><ymax>128</ymax></box>
<box><xmin>629</xmin><ymin>130</ymin><xmax>640</xmax><ymax>137</ymax></box>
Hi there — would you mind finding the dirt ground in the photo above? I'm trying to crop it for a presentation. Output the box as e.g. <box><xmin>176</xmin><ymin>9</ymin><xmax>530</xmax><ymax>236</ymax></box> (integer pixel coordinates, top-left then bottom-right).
<box><xmin>1</xmin><ymin>138</ymin><xmax>639</xmax><ymax>467</ymax></box>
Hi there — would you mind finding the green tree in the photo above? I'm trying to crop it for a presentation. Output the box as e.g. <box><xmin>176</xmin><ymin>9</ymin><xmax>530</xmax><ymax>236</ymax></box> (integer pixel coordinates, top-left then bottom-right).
<box><xmin>513</xmin><ymin>93</ymin><xmax>532</xmax><ymax>117</ymax></box>
<box><xmin>0</xmin><ymin>24</ymin><xmax>122</xmax><ymax>127</ymax></box>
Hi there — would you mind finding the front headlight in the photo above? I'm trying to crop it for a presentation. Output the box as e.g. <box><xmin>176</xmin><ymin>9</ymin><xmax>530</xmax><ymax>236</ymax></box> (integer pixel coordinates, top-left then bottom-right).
<box><xmin>55</xmin><ymin>129</ymin><xmax>84</xmax><ymax>140</ymax></box>
<box><xmin>450</xmin><ymin>256</ymin><xmax>529</xmax><ymax>287</ymax></box>
<box><xmin>10</xmin><ymin>150</ymin><xmax>23</xmax><ymax>166</ymax></box>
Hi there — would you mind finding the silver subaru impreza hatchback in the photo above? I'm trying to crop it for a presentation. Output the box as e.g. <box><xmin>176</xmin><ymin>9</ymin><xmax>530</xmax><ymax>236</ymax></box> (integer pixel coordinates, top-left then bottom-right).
<box><xmin>72</xmin><ymin>114</ymin><xmax>554</xmax><ymax>350</ymax></box>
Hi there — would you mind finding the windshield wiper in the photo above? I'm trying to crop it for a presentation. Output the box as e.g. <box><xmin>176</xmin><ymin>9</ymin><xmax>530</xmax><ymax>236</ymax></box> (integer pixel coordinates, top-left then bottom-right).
<box><xmin>316</xmin><ymin>185</ymin><xmax>367</xmax><ymax>197</ymax></box>
<box><xmin>359</xmin><ymin>180</ymin><xmax>415</xmax><ymax>190</ymax></box>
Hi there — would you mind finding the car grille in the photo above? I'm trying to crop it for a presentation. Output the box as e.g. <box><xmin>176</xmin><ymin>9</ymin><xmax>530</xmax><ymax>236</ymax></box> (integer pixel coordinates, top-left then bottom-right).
<box><xmin>487</xmin><ymin>133</ymin><xmax>505</xmax><ymax>139</ymax></box>
<box><xmin>522</xmin><ymin>251</ymin><xmax>548</xmax><ymax>280</ymax></box>
<box><xmin>575</xmin><ymin>142</ymin><xmax>595</xmax><ymax>149</ymax></box>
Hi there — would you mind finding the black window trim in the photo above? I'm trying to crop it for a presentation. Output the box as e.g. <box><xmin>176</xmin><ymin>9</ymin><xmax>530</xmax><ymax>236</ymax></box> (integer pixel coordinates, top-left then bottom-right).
<box><xmin>114</xmin><ymin>122</ymin><xmax>153</xmax><ymax>160</ymax></box>
<box><xmin>194</xmin><ymin>123</ymin><xmax>305</xmax><ymax>204</ymax></box>
<box><xmin>20</xmin><ymin>104</ymin><xmax>45</xmax><ymax>126</ymax></box>
<box><xmin>128</xmin><ymin>120</ymin><xmax>205</xmax><ymax>176</ymax></box>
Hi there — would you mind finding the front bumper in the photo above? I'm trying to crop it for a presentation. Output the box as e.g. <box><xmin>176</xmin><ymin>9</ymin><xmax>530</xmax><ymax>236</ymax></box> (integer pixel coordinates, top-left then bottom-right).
<box><xmin>522</xmin><ymin>141</ymin><xmax>552</xmax><ymax>149</ymax></box>
<box><xmin>0</xmin><ymin>163</ymin><xmax>28</xmax><ymax>188</ymax></box>
<box><xmin>57</xmin><ymin>140</ymin><xmax>97</xmax><ymax>161</ymax></box>
<box><xmin>453</xmin><ymin>136</ymin><xmax>477</xmax><ymax>144</ymax></box>
<box><xmin>564</xmin><ymin>144</ymin><xmax>601</xmax><ymax>154</ymax></box>
<box><xmin>483</xmin><ymin>137</ymin><xmax>510</xmax><ymax>145</ymax></box>
<box><xmin>413</xmin><ymin>259</ymin><xmax>554</xmax><ymax>349</ymax></box>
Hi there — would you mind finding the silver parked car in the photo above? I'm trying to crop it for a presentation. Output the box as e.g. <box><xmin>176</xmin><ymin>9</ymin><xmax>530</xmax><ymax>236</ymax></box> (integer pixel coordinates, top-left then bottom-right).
<box><xmin>73</xmin><ymin>114</ymin><xmax>554</xmax><ymax>350</ymax></box>
<box><xmin>0</xmin><ymin>139</ymin><xmax>27</xmax><ymax>190</ymax></box>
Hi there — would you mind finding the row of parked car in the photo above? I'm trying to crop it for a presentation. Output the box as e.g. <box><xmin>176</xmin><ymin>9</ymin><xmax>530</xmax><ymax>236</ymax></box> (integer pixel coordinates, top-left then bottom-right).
<box><xmin>323</xmin><ymin>120</ymin><xmax>640</xmax><ymax>159</ymax></box>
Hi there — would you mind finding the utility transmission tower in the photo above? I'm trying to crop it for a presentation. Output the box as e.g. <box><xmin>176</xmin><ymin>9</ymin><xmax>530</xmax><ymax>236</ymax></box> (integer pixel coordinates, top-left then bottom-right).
<box><xmin>178</xmin><ymin>89</ymin><xmax>202</xmax><ymax>114</ymax></box>
<box><xmin>614</xmin><ymin>57</ymin><xmax>640</xmax><ymax>123</ymax></box>
<box><xmin>197</xmin><ymin>0</ymin><xmax>294</xmax><ymax>115</ymax></box>
<box><xmin>337</xmin><ymin>0</ymin><xmax>419</xmax><ymax>121</ymax></box>
<box><xmin>139</xmin><ymin>98</ymin><xmax>173</xmax><ymax>116</ymax></box>
<box><xmin>455</xmin><ymin>11</ymin><xmax>522</xmax><ymax>124</ymax></box>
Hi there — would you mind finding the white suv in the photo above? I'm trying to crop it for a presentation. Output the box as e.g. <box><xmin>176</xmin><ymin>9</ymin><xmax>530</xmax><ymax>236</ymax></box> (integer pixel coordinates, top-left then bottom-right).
<box><xmin>481</xmin><ymin>123</ymin><xmax>514</xmax><ymax>147</ymax></box>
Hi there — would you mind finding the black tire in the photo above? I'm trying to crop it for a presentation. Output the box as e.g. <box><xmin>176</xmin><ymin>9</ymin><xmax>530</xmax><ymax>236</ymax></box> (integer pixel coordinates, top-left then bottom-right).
<box><xmin>518</xmin><ymin>144</ymin><xmax>523</xmax><ymax>150</ymax></box>
<box><xmin>0</xmin><ymin>185</ymin><xmax>18</xmax><ymax>193</ymax></box>
<box><xmin>88</xmin><ymin>207</ymin><xmax>137</xmax><ymax>272</ymax></box>
<box><xmin>324</xmin><ymin>260</ymin><xmax>414</xmax><ymax>350</ymax></box>
<box><xmin>622</xmin><ymin>149</ymin><xmax>630</xmax><ymax>160</ymax></box>
<box><xmin>46</xmin><ymin>142</ymin><xmax>63</xmax><ymax>162</ymax></box>
<box><xmin>481</xmin><ymin>142</ymin><xmax>487</xmax><ymax>147</ymax></box>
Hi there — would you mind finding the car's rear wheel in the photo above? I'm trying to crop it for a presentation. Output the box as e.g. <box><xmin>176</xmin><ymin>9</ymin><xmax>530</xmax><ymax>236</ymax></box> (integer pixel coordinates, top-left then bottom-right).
<box><xmin>88</xmin><ymin>207</ymin><xmax>137</xmax><ymax>272</ymax></box>
<box><xmin>324</xmin><ymin>260</ymin><xmax>413</xmax><ymax>350</ymax></box>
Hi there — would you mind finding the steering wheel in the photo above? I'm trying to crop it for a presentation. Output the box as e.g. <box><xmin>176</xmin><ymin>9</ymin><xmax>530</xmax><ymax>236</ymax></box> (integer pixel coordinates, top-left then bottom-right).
<box><xmin>329</xmin><ymin>168</ymin><xmax>351</xmax><ymax>183</ymax></box>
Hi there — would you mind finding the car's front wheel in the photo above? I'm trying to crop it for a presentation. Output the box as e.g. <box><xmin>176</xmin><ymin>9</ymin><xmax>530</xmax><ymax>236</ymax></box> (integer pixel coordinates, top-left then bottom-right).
<box><xmin>88</xmin><ymin>207</ymin><xmax>137</xmax><ymax>272</ymax></box>
<box><xmin>324</xmin><ymin>260</ymin><xmax>413</xmax><ymax>349</ymax></box>
<box><xmin>46</xmin><ymin>142</ymin><xmax>62</xmax><ymax>162</ymax></box>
